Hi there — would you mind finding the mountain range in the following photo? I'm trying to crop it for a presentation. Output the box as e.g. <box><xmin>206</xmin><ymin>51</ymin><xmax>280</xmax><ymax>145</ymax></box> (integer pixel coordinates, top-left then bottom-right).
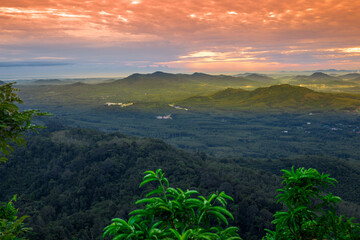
<box><xmin>177</xmin><ymin>84</ymin><xmax>360</xmax><ymax>111</ymax></box>
<box><xmin>339</xmin><ymin>73</ymin><xmax>360</xmax><ymax>80</ymax></box>
<box><xmin>116</xmin><ymin>71</ymin><xmax>257</xmax><ymax>86</ymax></box>
<box><xmin>15</xmin><ymin>71</ymin><xmax>360</xmax><ymax>111</ymax></box>
<box><xmin>235</xmin><ymin>73</ymin><xmax>278</xmax><ymax>84</ymax></box>
<box><xmin>17</xmin><ymin>72</ymin><xmax>267</xmax><ymax>105</ymax></box>
<box><xmin>290</xmin><ymin>72</ymin><xmax>360</xmax><ymax>86</ymax></box>
<box><xmin>32</xmin><ymin>79</ymin><xmax>65</xmax><ymax>85</ymax></box>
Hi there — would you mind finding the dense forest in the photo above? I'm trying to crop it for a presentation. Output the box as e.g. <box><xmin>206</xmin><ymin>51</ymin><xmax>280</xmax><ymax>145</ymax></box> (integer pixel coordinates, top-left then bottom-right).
<box><xmin>2</xmin><ymin>78</ymin><xmax>360</xmax><ymax>239</ymax></box>
<box><xmin>1</xmin><ymin>125</ymin><xmax>360</xmax><ymax>239</ymax></box>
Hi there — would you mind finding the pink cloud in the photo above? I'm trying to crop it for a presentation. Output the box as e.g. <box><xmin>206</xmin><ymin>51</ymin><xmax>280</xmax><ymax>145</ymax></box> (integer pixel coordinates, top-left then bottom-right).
<box><xmin>1</xmin><ymin>0</ymin><xmax>360</xmax><ymax>71</ymax></box>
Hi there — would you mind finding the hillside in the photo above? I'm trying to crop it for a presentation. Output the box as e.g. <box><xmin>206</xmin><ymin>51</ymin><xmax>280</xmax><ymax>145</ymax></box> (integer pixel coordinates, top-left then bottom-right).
<box><xmin>339</xmin><ymin>73</ymin><xmax>360</xmax><ymax>80</ymax></box>
<box><xmin>349</xmin><ymin>76</ymin><xmax>360</xmax><ymax>83</ymax></box>
<box><xmin>32</xmin><ymin>79</ymin><xmax>65</xmax><ymax>85</ymax></box>
<box><xmin>282</xmin><ymin>72</ymin><xmax>360</xmax><ymax>94</ymax></box>
<box><xmin>0</xmin><ymin>80</ymin><xmax>5</xmax><ymax>85</ymax></box>
<box><xmin>291</xmin><ymin>72</ymin><xmax>341</xmax><ymax>83</ymax></box>
<box><xmin>115</xmin><ymin>71</ymin><xmax>257</xmax><ymax>86</ymax></box>
<box><xmin>1</xmin><ymin>127</ymin><xmax>360</xmax><ymax>239</ymax></box>
<box><xmin>0</xmin><ymin>127</ymin><xmax>280</xmax><ymax>240</ymax></box>
<box><xmin>177</xmin><ymin>84</ymin><xmax>360</xmax><ymax>111</ymax></box>
<box><xmin>17</xmin><ymin>72</ymin><xmax>265</xmax><ymax>106</ymax></box>
<box><xmin>16</xmin><ymin>71</ymin><xmax>360</xmax><ymax>108</ymax></box>
<box><xmin>242</xmin><ymin>73</ymin><xmax>278</xmax><ymax>84</ymax></box>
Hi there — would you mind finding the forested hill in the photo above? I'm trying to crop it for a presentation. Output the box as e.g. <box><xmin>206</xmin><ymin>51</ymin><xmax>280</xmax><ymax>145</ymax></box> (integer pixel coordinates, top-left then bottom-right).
<box><xmin>1</xmin><ymin>127</ymin><xmax>360</xmax><ymax>239</ymax></box>
<box><xmin>0</xmin><ymin>128</ymin><xmax>280</xmax><ymax>239</ymax></box>
<box><xmin>17</xmin><ymin>72</ymin><xmax>260</xmax><ymax>105</ymax></box>
<box><xmin>113</xmin><ymin>71</ymin><xmax>257</xmax><ymax>87</ymax></box>
<box><xmin>178</xmin><ymin>84</ymin><xmax>360</xmax><ymax>111</ymax></box>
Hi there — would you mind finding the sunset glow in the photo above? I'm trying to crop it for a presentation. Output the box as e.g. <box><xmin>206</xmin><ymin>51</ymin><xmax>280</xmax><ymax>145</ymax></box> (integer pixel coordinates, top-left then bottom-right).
<box><xmin>1</xmin><ymin>0</ymin><xmax>360</xmax><ymax>77</ymax></box>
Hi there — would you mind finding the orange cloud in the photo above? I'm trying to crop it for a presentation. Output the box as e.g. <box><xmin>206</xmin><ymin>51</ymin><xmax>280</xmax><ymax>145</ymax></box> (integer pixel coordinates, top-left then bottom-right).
<box><xmin>1</xmin><ymin>0</ymin><xmax>359</xmax><ymax>42</ymax></box>
<box><xmin>1</xmin><ymin>0</ymin><xmax>360</xmax><ymax>72</ymax></box>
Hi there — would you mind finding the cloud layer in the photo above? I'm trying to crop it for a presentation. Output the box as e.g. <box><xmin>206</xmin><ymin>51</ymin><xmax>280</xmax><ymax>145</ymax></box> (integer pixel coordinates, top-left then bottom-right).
<box><xmin>1</xmin><ymin>0</ymin><xmax>360</xmax><ymax>74</ymax></box>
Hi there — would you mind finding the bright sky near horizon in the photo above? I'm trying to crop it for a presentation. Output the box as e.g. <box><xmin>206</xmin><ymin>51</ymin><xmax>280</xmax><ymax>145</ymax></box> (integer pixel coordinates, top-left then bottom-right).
<box><xmin>1</xmin><ymin>0</ymin><xmax>360</xmax><ymax>78</ymax></box>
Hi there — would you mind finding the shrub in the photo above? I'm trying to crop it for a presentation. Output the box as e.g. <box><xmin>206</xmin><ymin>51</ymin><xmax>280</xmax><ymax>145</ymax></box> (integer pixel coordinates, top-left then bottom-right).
<box><xmin>103</xmin><ymin>169</ymin><xmax>242</xmax><ymax>239</ymax></box>
<box><xmin>0</xmin><ymin>195</ymin><xmax>32</xmax><ymax>240</ymax></box>
<box><xmin>264</xmin><ymin>167</ymin><xmax>360</xmax><ymax>240</ymax></box>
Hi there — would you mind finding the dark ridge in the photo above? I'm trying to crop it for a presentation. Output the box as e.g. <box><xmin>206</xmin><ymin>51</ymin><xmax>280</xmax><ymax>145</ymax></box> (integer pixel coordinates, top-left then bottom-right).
<box><xmin>178</xmin><ymin>84</ymin><xmax>360</xmax><ymax>111</ymax></box>
<box><xmin>192</xmin><ymin>72</ymin><xmax>211</xmax><ymax>77</ymax></box>
<box><xmin>310</xmin><ymin>72</ymin><xmax>330</xmax><ymax>77</ymax></box>
<box><xmin>245</xmin><ymin>73</ymin><xmax>274</xmax><ymax>81</ymax></box>
<box><xmin>70</xmin><ymin>82</ymin><xmax>87</xmax><ymax>86</ymax></box>
<box><xmin>33</xmin><ymin>79</ymin><xmax>64</xmax><ymax>85</ymax></box>
<box><xmin>151</xmin><ymin>71</ymin><xmax>173</xmax><ymax>77</ymax></box>
<box><xmin>210</xmin><ymin>87</ymin><xmax>248</xmax><ymax>99</ymax></box>
<box><xmin>340</xmin><ymin>73</ymin><xmax>360</xmax><ymax>79</ymax></box>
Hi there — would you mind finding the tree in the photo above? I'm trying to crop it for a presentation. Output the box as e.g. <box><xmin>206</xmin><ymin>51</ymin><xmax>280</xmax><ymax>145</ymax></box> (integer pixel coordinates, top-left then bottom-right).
<box><xmin>103</xmin><ymin>169</ymin><xmax>242</xmax><ymax>239</ymax></box>
<box><xmin>263</xmin><ymin>167</ymin><xmax>360</xmax><ymax>240</ymax></box>
<box><xmin>0</xmin><ymin>82</ymin><xmax>48</xmax><ymax>163</ymax></box>
<box><xmin>1</xmin><ymin>82</ymin><xmax>48</xmax><ymax>239</ymax></box>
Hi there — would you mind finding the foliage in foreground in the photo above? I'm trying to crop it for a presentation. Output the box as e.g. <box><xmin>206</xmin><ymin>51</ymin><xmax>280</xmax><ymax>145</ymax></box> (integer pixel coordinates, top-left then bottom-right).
<box><xmin>1</xmin><ymin>82</ymin><xmax>48</xmax><ymax>239</ymax></box>
<box><xmin>103</xmin><ymin>169</ymin><xmax>242</xmax><ymax>240</ymax></box>
<box><xmin>263</xmin><ymin>167</ymin><xmax>360</xmax><ymax>240</ymax></box>
<box><xmin>0</xmin><ymin>195</ymin><xmax>32</xmax><ymax>240</ymax></box>
<box><xmin>0</xmin><ymin>82</ymin><xmax>49</xmax><ymax>163</ymax></box>
<box><xmin>105</xmin><ymin>167</ymin><xmax>360</xmax><ymax>240</ymax></box>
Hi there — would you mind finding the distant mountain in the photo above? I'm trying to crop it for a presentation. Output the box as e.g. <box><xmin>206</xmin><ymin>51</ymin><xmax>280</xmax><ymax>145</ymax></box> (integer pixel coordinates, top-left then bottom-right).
<box><xmin>32</xmin><ymin>79</ymin><xmax>65</xmax><ymax>85</ymax></box>
<box><xmin>106</xmin><ymin>71</ymin><xmax>261</xmax><ymax>102</ymax></box>
<box><xmin>16</xmin><ymin>72</ymin><xmax>357</xmax><ymax>109</ymax></box>
<box><xmin>311</xmin><ymin>69</ymin><xmax>355</xmax><ymax>73</ymax></box>
<box><xmin>243</xmin><ymin>73</ymin><xmax>275</xmax><ymax>82</ymax></box>
<box><xmin>339</xmin><ymin>73</ymin><xmax>360</xmax><ymax>80</ymax></box>
<box><xmin>17</xmin><ymin>72</ymin><xmax>264</xmax><ymax>106</ymax></box>
<box><xmin>69</xmin><ymin>81</ymin><xmax>88</xmax><ymax>86</ymax></box>
<box><xmin>0</xmin><ymin>80</ymin><xmax>5</xmax><ymax>85</ymax></box>
<box><xmin>310</xmin><ymin>72</ymin><xmax>338</xmax><ymax>79</ymax></box>
<box><xmin>291</xmin><ymin>72</ymin><xmax>341</xmax><ymax>83</ymax></box>
<box><xmin>288</xmin><ymin>72</ymin><xmax>360</xmax><ymax>92</ymax></box>
<box><xmin>177</xmin><ymin>84</ymin><xmax>360</xmax><ymax>111</ymax></box>
<box><xmin>114</xmin><ymin>71</ymin><xmax>257</xmax><ymax>87</ymax></box>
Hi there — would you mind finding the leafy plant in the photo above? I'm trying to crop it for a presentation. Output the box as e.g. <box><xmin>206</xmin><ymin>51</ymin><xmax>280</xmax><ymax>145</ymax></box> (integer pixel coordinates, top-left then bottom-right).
<box><xmin>263</xmin><ymin>166</ymin><xmax>360</xmax><ymax>240</ymax></box>
<box><xmin>0</xmin><ymin>195</ymin><xmax>32</xmax><ymax>240</ymax></box>
<box><xmin>103</xmin><ymin>169</ymin><xmax>242</xmax><ymax>239</ymax></box>
<box><xmin>0</xmin><ymin>82</ymin><xmax>49</xmax><ymax>163</ymax></box>
<box><xmin>1</xmin><ymin>83</ymin><xmax>48</xmax><ymax>239</ymax></box>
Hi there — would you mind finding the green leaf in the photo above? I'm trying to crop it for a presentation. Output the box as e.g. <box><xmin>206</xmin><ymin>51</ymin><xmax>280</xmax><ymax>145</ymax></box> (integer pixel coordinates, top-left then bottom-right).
<box><xmin>169</xmin><ymin>228</ymin><xmax>182</xmax><ymax>240</ymax></box>
<box><xmin>211</xmin><ymin>206</ymin><xmax>234</xmax><ymax>220</ymax></box>
<box><xmin>139</xmin><ymin>177</ymin><xmax>158</xmax><ymax>188</ymax></box>
<box><xmin>143</xmin><ymin>173</ymin><xmax>156</xmax><ymax>180</ymax></box>
<box><xmin>208</xmin><ymin>210</ymin><xmax>229</xmax><ymax>225</ymax></box>
<box><xmin>219</xmin><ymin>191</ymin><xmax>234</xmax><ymax>201</ymax></box>
<box><xmin>163</xmin><ymin>177</ymin><xmax>169</xmax><ymax>187</ymax></box>
<box><xmin>129</xmin><ymin>209</ymin><xmax>149</xmax><ymax>217</ymax></box>
<box><xmin>146</xmin><ymin>188</ymin><xmax>163</xmax><ymax>197</ymax></box>
<box><xmin>184</xmin><ymin>190</ymin><xmax>199</xmax><ymax>196</ymax></box>
<box><xmin>135</xmin><ymin>198</ymin><xmax>157</xmax><ymax>205</ymax></box>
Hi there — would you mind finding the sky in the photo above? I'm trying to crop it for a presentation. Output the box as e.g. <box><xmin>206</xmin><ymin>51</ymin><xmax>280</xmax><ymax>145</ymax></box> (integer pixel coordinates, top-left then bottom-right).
<box><xmin>1</xmin><ymin>0</ymin><xmax>360</xmax><ymax>79</ymax></box>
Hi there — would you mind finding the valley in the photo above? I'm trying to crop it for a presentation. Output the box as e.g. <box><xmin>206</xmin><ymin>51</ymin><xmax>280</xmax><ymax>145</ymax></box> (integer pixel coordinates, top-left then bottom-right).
<box><xmin>13</xmin><ymin>72</ymin><xmax>360</xmax><ymax>159</ymax></box>
<box><xmin>2</xmin><ymin>71</ymin><xmax>360</xmax><ymax>239</ymax></box>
